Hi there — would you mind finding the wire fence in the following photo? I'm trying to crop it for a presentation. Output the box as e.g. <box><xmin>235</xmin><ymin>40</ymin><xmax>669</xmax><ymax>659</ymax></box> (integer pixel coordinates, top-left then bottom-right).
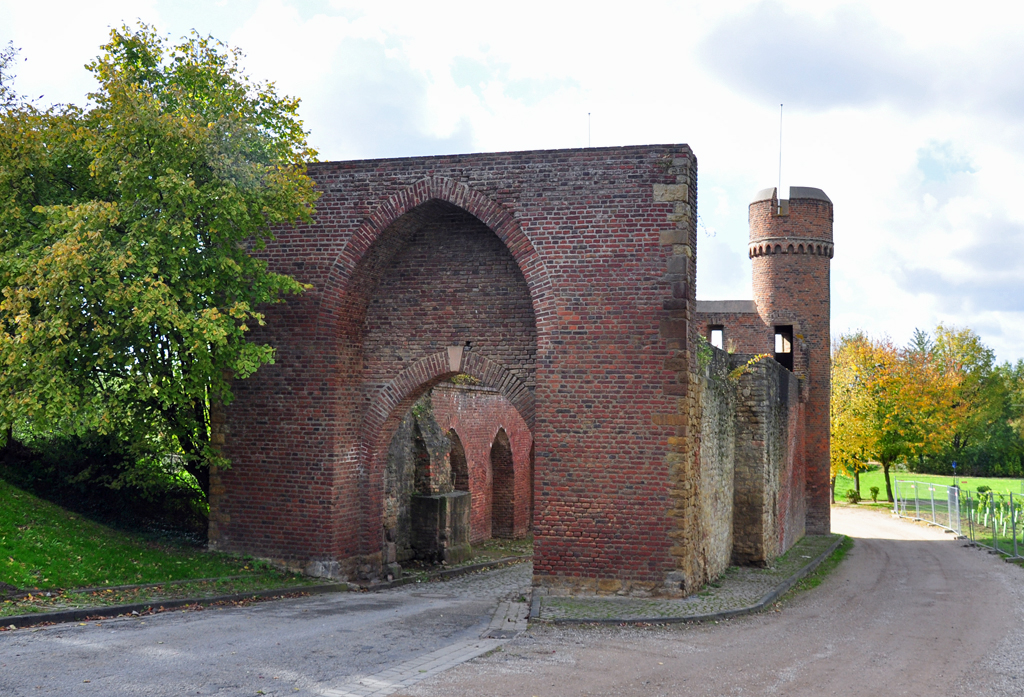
<box><xmin>893</xmin><ymin>479</ymin><xmax>1023</xmax><ymax>560</ymax></box>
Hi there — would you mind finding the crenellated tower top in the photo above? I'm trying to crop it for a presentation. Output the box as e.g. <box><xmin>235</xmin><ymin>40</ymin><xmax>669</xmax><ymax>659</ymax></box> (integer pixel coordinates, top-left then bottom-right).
<box><xmin>748</xmin><ymin>186</ymin><xmax>834</xmax><ymax>259</ymax></box>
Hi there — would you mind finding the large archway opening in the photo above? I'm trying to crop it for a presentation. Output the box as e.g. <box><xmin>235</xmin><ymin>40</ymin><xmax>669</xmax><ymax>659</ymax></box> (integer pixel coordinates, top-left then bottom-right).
<box><xmin>355</xmin><ymin>196</ymin><xmax>538</xmax><ymax>575</ymax></box>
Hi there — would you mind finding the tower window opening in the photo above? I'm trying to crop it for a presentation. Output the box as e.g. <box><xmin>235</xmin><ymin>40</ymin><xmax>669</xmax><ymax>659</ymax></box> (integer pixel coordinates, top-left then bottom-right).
<box><xmin>774</xmin><ymin>326</ymin><xmax>794</xmax><ymax>371</ymax></box>
<box><xmin>709</xmin><ymin>327</ymin><xmax>724</xmax><ymax>350</ymax></box>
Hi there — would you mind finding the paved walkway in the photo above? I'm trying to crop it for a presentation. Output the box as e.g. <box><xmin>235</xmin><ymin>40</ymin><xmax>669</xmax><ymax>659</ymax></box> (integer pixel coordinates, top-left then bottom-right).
<box><xmin>402</xmin><ymin>508</ymin><xmax>1024</xmax><ymax>697</ymax></box>
<box><xmin>535</xmin><ymin>533</ymin><xmax>841</xmax><ymax>622</ymax></box>
<box><xmin>1</xmin><ymin>535</ymin><xmax>840</xmax><ymax>696</ymax></box>
<box><xmin>0</xmin><ymin>562</ymin><xmax>533</xmax><ymax>697</ymax></box>
<box><xmin>322</xmin><ymin>570</ymin><xmax>531</xmax><ymax>697</ymax></box>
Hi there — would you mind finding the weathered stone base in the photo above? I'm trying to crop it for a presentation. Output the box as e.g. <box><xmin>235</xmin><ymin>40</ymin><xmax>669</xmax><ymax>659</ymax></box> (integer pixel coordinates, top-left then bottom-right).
<box><xmin>533</xmin><ymin>574</ymin><xmax>686</xmax><ymax>599</ymax></box>
<box><xmin>302</xmin><ymin>552</ymin><xmax>385</xmax><ymax>583</ymax></box>
<box><xmin>412</xmin><ymin>491</ymin><xmax>472</xmax><ymax>564</ymax></box>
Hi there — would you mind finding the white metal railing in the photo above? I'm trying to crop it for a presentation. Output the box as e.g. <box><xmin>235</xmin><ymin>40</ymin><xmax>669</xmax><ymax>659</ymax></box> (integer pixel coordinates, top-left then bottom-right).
<box><xmin>894</xmin><ymin>479</ymin><xmax>1023</xmax><ymax>560</ymax></box>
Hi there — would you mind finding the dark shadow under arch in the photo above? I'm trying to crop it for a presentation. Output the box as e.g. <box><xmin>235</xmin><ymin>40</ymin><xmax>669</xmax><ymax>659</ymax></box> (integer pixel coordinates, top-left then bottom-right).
<box><xmin>448</xmin><ymin>429</ymin><xmax>469</xmax><ymax>492</ymax></box>
<box><xmin>490</xmin><ymin>428</ymin><xmax>515</xmax><ymax>539</ymax></box>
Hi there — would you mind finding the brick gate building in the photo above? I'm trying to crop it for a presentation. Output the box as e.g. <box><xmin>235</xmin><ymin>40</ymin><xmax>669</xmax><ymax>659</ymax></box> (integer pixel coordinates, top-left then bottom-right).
<box><xmin>208</xmin><ymin>145</ymin><xmax>832</xmax><ymax>596</ymax></box>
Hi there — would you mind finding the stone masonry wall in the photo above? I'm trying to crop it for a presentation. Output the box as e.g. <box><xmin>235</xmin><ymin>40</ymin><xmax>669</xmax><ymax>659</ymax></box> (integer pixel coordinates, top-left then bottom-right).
<box><xmin>382</xmin><ymin>394</ymin><xmax>454</xmax><ymax>563</ymax></box>
<box><xmin>730</xmin><ymin>354</ymin><xmax>804</xmax><ymax>565</ymax></box>
<box><xmin>697</xmin><ymin>346</ymin><xmax>735</xmax><ymax>580</ymax></box>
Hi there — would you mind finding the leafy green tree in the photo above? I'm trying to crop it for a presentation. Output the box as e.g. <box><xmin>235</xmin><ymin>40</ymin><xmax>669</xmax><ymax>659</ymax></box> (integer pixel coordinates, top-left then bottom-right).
<box><xmin>928</xmin><ymin>325</ymin><xmax>1011</xmax><ymax>475</ymax></box>
<box><xmin>0</xmin><ymin>42</ymin><xmax>22</xmax><ymax>111</ymax></box>
<box><xmin>830</xmin><ymin>333</ymin><xmax>874</xmax><ymax>500</ymax></box>
<box><xmin>831</xmin><ymin>333</ymin><xmax>954</xmax><ymax>502</ymax></box>
<box><xmin>0</xmin><ymin>25</ymin><xmax>318</xmax><ymax>498</ymax></box>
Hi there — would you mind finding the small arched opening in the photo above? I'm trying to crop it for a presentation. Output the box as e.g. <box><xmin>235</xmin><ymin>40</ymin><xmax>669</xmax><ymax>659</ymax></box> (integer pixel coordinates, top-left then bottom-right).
<box><xmin>448</xmin><ymin>428</ymin><xmax>469</xmax><ymax>492</ymax></box>
<box><xmin>491</xmin><ymin>428</ymin><xmax>515</xmax><ymax>539</ymax></box>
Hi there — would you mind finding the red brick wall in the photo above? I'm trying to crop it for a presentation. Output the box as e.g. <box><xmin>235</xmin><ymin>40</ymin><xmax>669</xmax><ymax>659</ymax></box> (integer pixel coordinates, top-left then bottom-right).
<box><xmin>210</xmin><ymin>145</ymin><xmax>697</xmax><ymax>587</ymax></box>
<box><xmin>779</xmin><ymin>387</ymin><xmax>807</xmax><ymax>552</ymax></box>
<box><xmin>697</xmin><ymin>310</ymin><xmax>772</xmax><ymax>356</ymax></box>
<box><xmin>362</xmin><ymin>205</ymin><xmax>537</xmax><ymax>394</ymax></box>
<box><xmin>431</xmin><ymin>385</ymin><xmax>533</xmax><ymax>542</ymax></box>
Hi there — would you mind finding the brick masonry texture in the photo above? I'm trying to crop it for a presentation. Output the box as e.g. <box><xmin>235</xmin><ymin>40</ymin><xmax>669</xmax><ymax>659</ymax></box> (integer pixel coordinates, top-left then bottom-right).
<box><xmin>694</xmin><ymin>348</ymin><xmax>807</xmax><ymax>577</ymax></box>
<box><xmin>431</xmin><ymin>384</ymin><xmax>533</xmax><ymax>543</ymax></box>
<box><xmin>730</xmin><ymin>354</ymin><xmax>806</xmax><ymax>564</ymax></box>
<box><xmin>210</xmin><ymin>145</ymin><xmax>700</xmax><ymax>589</ymax></box>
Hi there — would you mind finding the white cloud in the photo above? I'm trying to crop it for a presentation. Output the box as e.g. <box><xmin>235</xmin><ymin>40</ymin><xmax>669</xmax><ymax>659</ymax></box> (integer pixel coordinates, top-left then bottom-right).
<box><xmin>2</xmin><ymin>0</ymin><xmax>1022</xmax><ymax>361</ymax></box>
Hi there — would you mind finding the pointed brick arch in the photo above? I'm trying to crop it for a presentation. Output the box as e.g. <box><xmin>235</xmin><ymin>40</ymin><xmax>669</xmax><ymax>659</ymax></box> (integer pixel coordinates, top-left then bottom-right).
<box><xmin>313</xmin><ymin>177</ymin><xmax>555</xmax><ymax>344</ymax></box>
<box><xmin>360</xmin><ymin>349</ymin><xmax>535</xmax><ymax>549</ymax></box>
<box><xmin>490</xmin><ymin>428</ymin><xmax>515</xmax><ymax>539</ymax></box>
<box><xmin>362</xmin><ymin>348</ymin><xmax>534</xmax><ymax>466</ymax></box>
<box><xmin>447</xmin><ymin>429</ymin><xmax>469</xmax><ymax>492</ymax></box>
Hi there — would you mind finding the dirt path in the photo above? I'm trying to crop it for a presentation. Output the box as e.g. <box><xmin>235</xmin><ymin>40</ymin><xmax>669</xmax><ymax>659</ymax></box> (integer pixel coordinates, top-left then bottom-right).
<box><xmin>403</xmin><ymin>506</ymin><xmax>1024</xmax><ymax>697</ymax></box>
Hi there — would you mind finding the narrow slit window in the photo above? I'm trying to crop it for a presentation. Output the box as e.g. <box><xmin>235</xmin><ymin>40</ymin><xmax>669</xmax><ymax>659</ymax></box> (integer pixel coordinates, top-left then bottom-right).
<box><xmin>710</xmin><ymin>327</ymin><xmax>724</xmax><ymax>350</ymax></box>
<box><xmin>774</xmin><ymin>326</ymin><xmax>794</xmax><ymax>371</ymax></box>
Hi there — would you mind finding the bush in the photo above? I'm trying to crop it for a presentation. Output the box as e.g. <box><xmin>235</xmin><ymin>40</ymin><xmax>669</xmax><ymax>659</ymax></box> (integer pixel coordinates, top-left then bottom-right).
<box><xmin>869</xmin><ymin>486</ymin><xmax>880</xmax><ymax>503</ymax></box>
<box><xmin>977</xmin><ymin>485</ymin><xmax>992</xmax><ymax>493</ymax></box>
<box><xmin>845</xmin><ymin>489</ymin><xmax>861</xmax><ymax>504</ymax></box>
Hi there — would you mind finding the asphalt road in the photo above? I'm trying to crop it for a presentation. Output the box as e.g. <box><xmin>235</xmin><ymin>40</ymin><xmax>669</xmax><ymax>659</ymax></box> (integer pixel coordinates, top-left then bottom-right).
<box><xmin>0</xmin><ymin>561</ymin><xmax>532</xmax><ymax>696</ymax></box>
<box><xmin>404</xmin><ymin>507</ymin><xmax>1024</xmax><ymax>697</ymax></box>
<box><xmin>4</xmin><ymin>507</ymin><xmax>1022</xmax><ymax>696</ymax></box>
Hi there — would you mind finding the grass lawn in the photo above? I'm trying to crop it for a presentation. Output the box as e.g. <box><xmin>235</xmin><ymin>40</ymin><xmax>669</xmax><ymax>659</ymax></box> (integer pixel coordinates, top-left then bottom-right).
<box><xmin>0</xmin><ymin>478</ymin><xmax>314</xmax><ymax>602</ymax></box>
<box><xmin>834</xmin><ymin>469</ymin><xmax>1024</xmax><ymax>505</ymax></box>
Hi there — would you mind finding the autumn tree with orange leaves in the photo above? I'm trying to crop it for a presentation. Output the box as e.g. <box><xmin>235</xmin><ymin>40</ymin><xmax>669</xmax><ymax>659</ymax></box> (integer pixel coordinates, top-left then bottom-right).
<box><xmin>831</xmin><ymin>333</ymin><xmax>955</xmax><ymax>502</ymax></box>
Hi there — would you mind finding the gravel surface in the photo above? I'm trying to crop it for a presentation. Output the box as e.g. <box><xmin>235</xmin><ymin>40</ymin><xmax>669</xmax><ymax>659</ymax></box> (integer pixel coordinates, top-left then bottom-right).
<box><xmin>402</xmin><ymin>507</ymin><xmax>1024</xmax><ymax>697</ymax></box>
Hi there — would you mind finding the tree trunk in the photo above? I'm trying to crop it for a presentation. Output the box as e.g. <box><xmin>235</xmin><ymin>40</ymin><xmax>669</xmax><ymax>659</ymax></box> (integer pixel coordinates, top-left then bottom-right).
<box><xmin>165</xmin><ymin>400</ymin><xmax>211</xmax><ymax>499</ymax></box>
<box><xmin>883</xmin><ymin>462</ymin><xmax>894</xmax><ymax>503</ymax></box>
<box><xmin>830</xmin><ymin>475</ymin><xmax>837</xmax><ymax>503</ymax></box>
<box><xmin>855</xmin><ymin>471</ymin><xmax>861</xmax><ymax>497</ymax></box>
<box><xmin>178</xmin><ymin>432</ymin><xmax>210</xmax><ymax>499</ymax></box>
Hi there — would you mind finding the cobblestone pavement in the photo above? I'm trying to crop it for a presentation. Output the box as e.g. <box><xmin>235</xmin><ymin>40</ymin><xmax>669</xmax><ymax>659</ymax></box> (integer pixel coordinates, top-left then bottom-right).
<box><xmin>537</xmin><ymin>534</ymin><xmax>839</xmax><ymax>622</ymax></box>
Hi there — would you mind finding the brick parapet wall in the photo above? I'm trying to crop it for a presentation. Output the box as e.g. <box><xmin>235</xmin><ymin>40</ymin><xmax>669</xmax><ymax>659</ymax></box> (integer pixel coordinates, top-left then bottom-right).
<box><xmin>213</xmin><ymin>145</ymin><xmax>698</xmax><ymax>587</ymax></box>
<box><xmin>696</xmin><ymin>311</ymin><xmax>773</xmax><ymax>357</ymax></box>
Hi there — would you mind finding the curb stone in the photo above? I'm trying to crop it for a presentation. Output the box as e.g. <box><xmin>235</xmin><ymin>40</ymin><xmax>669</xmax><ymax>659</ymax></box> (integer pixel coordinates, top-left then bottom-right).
<box><xmin>1</xmin><ymin>554</ymin><xmax>532</xmax><ymax>630</ymax></box>
<box><xmin>529</xmin><ymin>534</ymin><xmax>844</xmax><ymax>625</ymax></box>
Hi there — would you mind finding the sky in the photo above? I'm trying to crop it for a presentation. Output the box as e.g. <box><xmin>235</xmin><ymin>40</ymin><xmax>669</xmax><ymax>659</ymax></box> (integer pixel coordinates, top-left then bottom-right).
<box><xmin>2</xmin><ymin>0</ymin><xmax>1023</xmax><ymax>363</ymax></box>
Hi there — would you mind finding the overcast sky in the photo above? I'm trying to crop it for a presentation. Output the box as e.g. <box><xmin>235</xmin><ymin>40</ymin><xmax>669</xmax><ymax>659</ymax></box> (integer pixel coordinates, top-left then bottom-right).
<box><xmin>3</xmin><ymin>0</ymin><xmax>1023</xmax><ymax>363</ymax></box>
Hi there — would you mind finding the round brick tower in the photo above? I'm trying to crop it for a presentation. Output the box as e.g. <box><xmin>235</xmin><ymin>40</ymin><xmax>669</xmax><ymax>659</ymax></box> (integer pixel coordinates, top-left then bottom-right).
<box><xmin>748</xmin><ymin>186</ymin><xmax>833</xmax><ymax>535</ymax></box>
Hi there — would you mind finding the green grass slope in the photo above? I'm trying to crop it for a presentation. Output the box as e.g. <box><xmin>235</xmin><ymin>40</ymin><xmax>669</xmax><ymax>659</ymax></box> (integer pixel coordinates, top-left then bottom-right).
<box><xmin>834</xmin><ymin>470</ymin><xmax>1024</xmax><ymax>504</ymax></box>
<box><xmin>1</xmin><ymin>478</ymin><xmax>267</xmax><ymax>591</ymax></box>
